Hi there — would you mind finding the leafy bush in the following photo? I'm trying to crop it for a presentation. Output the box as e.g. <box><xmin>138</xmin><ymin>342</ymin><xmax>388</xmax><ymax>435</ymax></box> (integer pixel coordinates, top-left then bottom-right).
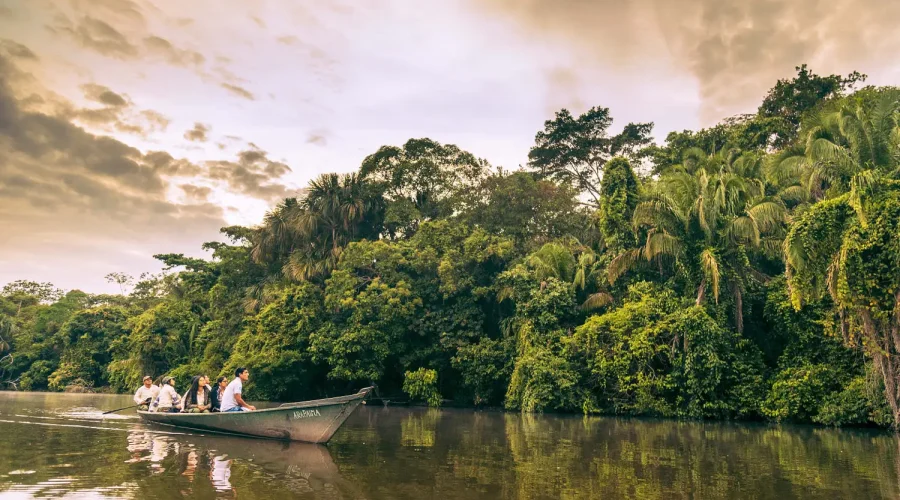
<box><xmin>814</xmin><ymin>376</ymin><xmax>872</xmax><ymax>426</ymax></box>
<box><xmin>452</xmin><ymin>336</ymin><xmax>514</xmax><ymax>405</ymax></box>
<box><xmin>403</xmin><ymin>368</ymin><xmax>442</xmax><ymax>407</ymax></box>
<box><xmin>505</xmin><ymin>338</ymin><xmax>588</xmax><ymax>413</ymax></box>
<box><xmin>762</xmin><ymin>364</ymin><xmax>842</xmax><ymax>422</ymax></box>
<box><xmin>815</xmin><ymin>373</ymin><xmax>894</xmax><ymax>427</ymax></box>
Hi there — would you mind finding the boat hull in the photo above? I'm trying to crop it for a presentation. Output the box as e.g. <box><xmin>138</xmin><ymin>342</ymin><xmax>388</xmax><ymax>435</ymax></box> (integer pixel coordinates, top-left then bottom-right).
<box><xmin>138</xmin><ymin>387</ymin><xmax>372</xmax><ymax>443</ymax></box>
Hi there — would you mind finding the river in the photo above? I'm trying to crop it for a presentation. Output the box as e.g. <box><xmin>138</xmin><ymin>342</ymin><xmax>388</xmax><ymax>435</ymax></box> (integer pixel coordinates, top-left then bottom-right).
<box><xmin>0</xmin><ymin>391</ymin><xmax>897</xmax><ymax>499</ymax></box>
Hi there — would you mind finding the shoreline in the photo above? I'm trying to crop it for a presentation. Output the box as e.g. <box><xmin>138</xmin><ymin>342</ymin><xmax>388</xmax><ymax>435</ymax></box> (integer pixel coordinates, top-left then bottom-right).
<box><xmin>1</xmin><ymin>389</ymin><xmax>892</xmax><ymax>434</ymax></box>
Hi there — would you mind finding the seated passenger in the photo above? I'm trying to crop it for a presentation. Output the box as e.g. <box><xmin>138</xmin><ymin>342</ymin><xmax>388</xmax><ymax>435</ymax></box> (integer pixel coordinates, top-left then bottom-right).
<box><xmin>181</xmin><ymin>375</ymin><xmax>211</xmax><ymax>413</ymax></box>
<box><xmin>133</xmin><ymin>375</ymin><xmax>159</xmax><ymax>411</ymax></box>
<box><xmin>150</xmin><ymin>376</ymin><xmax>181</xmax><ymax>413</ymax></box>
<box><xmin>220</xmin><ymin>367</ymin><xmax>256</xmax><ymax>412</ymax></box>
<box><xmin>210</xmin><ymin>376</ymin><xmax>227</xmax><ymax>412</ymax></box>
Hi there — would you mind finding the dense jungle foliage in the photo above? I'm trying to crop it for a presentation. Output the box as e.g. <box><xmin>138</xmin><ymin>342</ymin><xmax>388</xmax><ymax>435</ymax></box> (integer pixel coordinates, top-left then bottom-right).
<box><xmin>3</xmin><ymin>65</ymin><xmax>900</xmax><ymax>428</ymax></box>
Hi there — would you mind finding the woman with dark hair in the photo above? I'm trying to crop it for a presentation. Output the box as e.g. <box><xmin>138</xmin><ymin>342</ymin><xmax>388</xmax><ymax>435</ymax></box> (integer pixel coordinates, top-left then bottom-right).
<box><xmin>181</xmin><ymin>375</ymin><xmax>211</xmax><ymax>413</ymax></box>
<box><xmin>209</xmin><ymin>376</ymin><xmax>228</xmax><ymax>412</ymax></box>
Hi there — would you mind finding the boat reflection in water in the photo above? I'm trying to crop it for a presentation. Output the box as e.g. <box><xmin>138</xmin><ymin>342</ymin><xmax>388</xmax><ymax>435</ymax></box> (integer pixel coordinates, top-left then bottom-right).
<box><xmin>122</xmin><ymin>428</ymin><xmax>361</xmax><ymax>498</ymax></box>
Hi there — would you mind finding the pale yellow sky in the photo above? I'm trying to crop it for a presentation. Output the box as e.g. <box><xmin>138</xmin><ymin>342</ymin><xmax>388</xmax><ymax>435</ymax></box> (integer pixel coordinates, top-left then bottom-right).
<box><xmin>1</xmin><ymin>0</ymin><xmax>899</xmax><ymax>293</ymax></box>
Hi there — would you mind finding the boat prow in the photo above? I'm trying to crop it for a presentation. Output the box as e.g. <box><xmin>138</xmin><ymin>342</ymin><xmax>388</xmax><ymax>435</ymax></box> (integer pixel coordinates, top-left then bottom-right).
<box><xmin>138</xmin><ymin>386</ymin><xmax>372</xmax><ymax>443</ymax></box>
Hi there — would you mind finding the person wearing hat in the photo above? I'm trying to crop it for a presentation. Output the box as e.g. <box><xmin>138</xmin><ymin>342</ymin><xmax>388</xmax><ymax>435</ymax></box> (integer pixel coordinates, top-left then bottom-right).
<box><xmin>133</xmin><ymin>375</ymin><xmax>160</xmax><ymax>411</ymax></box>
<box><xmin>150</xmin><ymin>376</ymin><xmax>182</xmax><ymax>413</ymax></box>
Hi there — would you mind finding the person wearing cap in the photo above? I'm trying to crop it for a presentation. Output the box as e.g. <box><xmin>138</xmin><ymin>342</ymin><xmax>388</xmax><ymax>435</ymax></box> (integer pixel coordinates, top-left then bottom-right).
<box><xmin>150</xmin><ymin>376</ymin><xmax>182</xmax><ymax>413</ymax></box>
<box><xmin>133</xmin><ymin>376</ymin><xmax>160</xmax><ymax>411</ymax></box>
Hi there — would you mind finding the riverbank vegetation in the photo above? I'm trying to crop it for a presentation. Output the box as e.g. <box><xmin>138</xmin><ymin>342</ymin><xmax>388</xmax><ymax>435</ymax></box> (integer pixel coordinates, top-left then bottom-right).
<box><xmin>3</xmin><ymin>66</ymin><xmax>899</xmax><ymax>428</ymax></box>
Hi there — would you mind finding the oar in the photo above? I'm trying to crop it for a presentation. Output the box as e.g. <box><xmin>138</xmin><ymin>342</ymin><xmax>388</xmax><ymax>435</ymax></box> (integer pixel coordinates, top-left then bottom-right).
<box><xmin>102</xmin><ymin>404</ymin><xmax>139</xmax><ymax>415</ymax></box>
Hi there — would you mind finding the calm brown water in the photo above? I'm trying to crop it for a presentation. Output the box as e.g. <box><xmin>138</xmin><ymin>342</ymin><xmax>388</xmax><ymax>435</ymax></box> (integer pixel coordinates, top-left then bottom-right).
<box><xmin>0</xmin><ymin>392</ymin><xmax>897</xmax><ymax>499</ymax></box>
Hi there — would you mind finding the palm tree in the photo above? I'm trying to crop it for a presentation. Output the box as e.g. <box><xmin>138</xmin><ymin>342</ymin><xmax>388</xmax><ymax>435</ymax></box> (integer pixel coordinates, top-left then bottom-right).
<box><xmin>609</xmin><ymin>150</ymin><xmax>787</xmax><ymax>332</ymax></box>
<box><xmin>768</xmin><ymin>88</ymin><xmax>900</xmax><ymax>201</ymax></box>
<box><xmin>250</xmin><ymin>197</ymin><xmax>303</xmax><ymax>269</ymax></box>
<box><xmin>523</xmin><ymin>242</ymin><xmax>612</xmax><ymax>311</ymax></box>
<box><xmin>782</xmin><ymin>89</ymin><xmax>900</xmax><ymax>426</ymax></box>
<box><xmin>251</xmin><ymin>173</ymin><xmax>384</xmax><ymax>283</ymax></box>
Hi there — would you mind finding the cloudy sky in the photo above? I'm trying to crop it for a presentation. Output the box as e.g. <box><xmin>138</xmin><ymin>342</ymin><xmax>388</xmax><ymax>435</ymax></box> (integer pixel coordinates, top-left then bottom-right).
<box><xmin>2</xmin><ymin>0</ymin><xmax>899</xmax><ymax>293</ymax></box>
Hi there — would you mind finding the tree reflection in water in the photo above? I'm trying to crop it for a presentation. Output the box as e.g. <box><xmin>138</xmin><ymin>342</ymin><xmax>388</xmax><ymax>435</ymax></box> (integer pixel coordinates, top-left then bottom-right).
<box><xmin>1</xmin><ymin>392</ymin><xmax>900</xmax><ymax>499</ymax></box>
<box><xmin>328</xmin><ymin>407</ymin><xmax>900</xmax><ymax>499</ymax></box>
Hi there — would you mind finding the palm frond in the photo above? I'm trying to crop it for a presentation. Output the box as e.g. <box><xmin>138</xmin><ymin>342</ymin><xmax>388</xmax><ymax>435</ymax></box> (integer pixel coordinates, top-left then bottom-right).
<box><xmin>580</xmin><ymin>292</ymin><xmax>613</xmax><ymax>312</ymax></box>
<box><xmin>759</xmin><ymin>237</ymin><xmax>785</xmax><ymax>260</ymax></box>
<box><xmin>526</xmin><ymin>243</ymin><xmax>576</xmax><ymax>282</ymax></box>
<box><xmin>607</xmin><ymin>248</ymin><xmax>641</xmax><ymax>284</ymax></box>
<box><xmin>765</xmin><ymin>147</ymin><xmax>808</xmax><ymax>187</ymax></box>
<box><xmin>783</xmin><ymin>233</ymin><xmax>807</xmax><ymax>272</ymax></box>
<box><xmin>777</xmin><ymin>185</ymin><xmax>808</xmax><ymax>204</ymax></box>
<box><xmin>573</xmin><ymin>267</ymin><xmax>586</xmax><ymax>291</ymax></box>
<box><xmin>747</xmin><ymin>200</ymin><xmax>787</xmax><ymax>233</ymax></box>
<box><xmin>700</xmin><ymin>248</ymin><xmax>720</xmax><ymax>303</ymax></box>
<box><xmin>809</xmin><ymin>138</ymin><xmax>856</xmax><ymax>173</ymax></box>
<box><xmin>632</xmin><ymin>198</ymin><xmax>685</xmax><ymax>234</ymax></box>
<box><xmin>726</xmin><ymin>216</ymin><xmax>761</xmax><ymax>246</ymax></box>
<box><xmin>643</xmin><ymin>231</ymin><xmax>682</xmax><ymax>261</ymax></box>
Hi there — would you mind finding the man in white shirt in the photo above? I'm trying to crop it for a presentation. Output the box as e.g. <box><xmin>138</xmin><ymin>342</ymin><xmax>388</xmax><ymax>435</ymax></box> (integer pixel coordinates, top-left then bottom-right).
<box><xmin>133</xmin><ymin>376</ymin><xmax>159</xmax><ymax>411</ymax></box>
<box><xmin>220</xmin><ymin>367</ymin><xmax>256</xmax><ymax>412</ymax></box>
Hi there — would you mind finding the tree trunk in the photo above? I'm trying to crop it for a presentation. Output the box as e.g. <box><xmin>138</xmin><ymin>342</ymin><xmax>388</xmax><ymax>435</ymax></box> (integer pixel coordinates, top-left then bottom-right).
<box><xmin>861</xmin><ymin>308</ymin><xmax>900</xmax><ymax>428</ymax></box>
<box><xmin>695</xmin><ymin>279</ymin><xmax>706</xmax><ymax>306</ymax></box>
<box><xmin>839</xmin><ymin>309</ymin><xmax>850</xmax><ymax>345</ymax></box>
<box><xmin>877</xmin><ymin>352</ymin><xmax>900</xmax><ymax>428</ymax></box>
<box><xmin>734</xmin><ymin>287</ymin><xmax>744</xmax><ymax>334</ymax></box>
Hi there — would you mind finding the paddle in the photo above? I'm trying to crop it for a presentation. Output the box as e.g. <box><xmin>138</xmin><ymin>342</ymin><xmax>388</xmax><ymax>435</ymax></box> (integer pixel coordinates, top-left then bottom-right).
<box><xmin>102</xmin><ymin>403</ymin><xmax>140</xmax><ymax>415</ymax></box>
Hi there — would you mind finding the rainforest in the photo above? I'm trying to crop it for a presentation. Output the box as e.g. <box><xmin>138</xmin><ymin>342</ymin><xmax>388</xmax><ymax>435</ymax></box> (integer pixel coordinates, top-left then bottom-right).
<box><xmin>3</xmin><ymin>65</ymin><xmax>899</xmax><ymax>429</ymax></box>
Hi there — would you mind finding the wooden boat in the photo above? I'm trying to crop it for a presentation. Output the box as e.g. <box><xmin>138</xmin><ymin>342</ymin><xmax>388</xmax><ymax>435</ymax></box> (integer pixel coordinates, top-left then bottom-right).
<box><xmin>137</xmin><ymin>387</ymin><xmax>372</xmax><ymax>443</ymax></box>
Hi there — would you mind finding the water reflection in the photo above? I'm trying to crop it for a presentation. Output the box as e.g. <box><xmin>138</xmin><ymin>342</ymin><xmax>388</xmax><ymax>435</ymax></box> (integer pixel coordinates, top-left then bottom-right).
<box><xmin>118</xmin><ymin>430</ymin><xmax>352</xmax><ymax>498</ymax></box>
<box><xmin>401</xmin><ymin>408</ymin><xmax>441</xmax><ymax>447</ymax></box>
<box><xmin>1</xmin><ymin>392</ymin><xmax>900</xmax><ymax>499</ymax></box>
<box><xmin>211</xmin><ymin>454</ymin><xmax>232</xmax><ymax>493</ymax></box>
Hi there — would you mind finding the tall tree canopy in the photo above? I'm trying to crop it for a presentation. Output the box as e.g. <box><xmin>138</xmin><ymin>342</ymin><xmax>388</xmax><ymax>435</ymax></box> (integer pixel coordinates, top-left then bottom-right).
<box><xmin>528</xmin><ymin>107</ymin><xmax>652</xmax><ymax>206</ymax></box>
<box><xmin>758</xmin><ymin>64</ymin><xmax>866</xmax><ymax>148</ymax></box>
<box><xmin>360</xmin><ymin>138</ymin><xmax>488</xmax><ymax>237</ymax></box>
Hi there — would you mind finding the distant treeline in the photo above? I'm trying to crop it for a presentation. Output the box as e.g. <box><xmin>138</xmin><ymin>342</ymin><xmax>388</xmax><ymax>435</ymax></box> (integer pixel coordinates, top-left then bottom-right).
<box><xmin>3</xmin><ymin>65</ymin><xmax>899</xmax><ymax>428</ymax></box>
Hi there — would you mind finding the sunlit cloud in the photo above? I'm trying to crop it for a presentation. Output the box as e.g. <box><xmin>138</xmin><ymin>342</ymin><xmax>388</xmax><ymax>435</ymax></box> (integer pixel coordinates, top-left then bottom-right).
<box><xmin>0</xmin><ymin>0</ymin><xmax>898</xmax><ymax>293</ymax></box>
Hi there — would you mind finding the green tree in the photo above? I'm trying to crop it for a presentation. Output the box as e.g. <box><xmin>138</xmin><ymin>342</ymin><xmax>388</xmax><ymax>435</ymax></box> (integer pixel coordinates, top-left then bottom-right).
<box><xmin>47</xmin><ymin>306</ymin><xmax>128</xmax><ymax>390</ymax></box>
<box><xmin>107</xmin><ymin>300</ymin><xmax>200</xmax><ymax>390</ymax></box>
<box><xmin>780</xmin><ymin>90</ymin><xmax>900</xmax><ymax>424</ymax></box>
<box><xmin>250</xmin><ymin>172</ymin><xmax>384</xmax><ymax>283</ymax></box>
<box><xmin>308</xmin><ymin>241</ymin><xmax>422</xmax><ymax>383</ymax></box>
<box><xmin>226</xmin><ymin>283</ymin><xmax>326</xmax><ymax>400</ymax></box>
<box><xmin>597</xmin><ymin>157</ymin><xmax>640</xmax><ymax>252</ymax></box>
<box><xmin>465</xmin><ymin>170</ymin><xmax>589</xmax><ymax>250</ymax></box>
<box><xmin>360</xmin><ymin>138</ymin><xmax>487</xmax><ymax>237</ymax></box>
<box><xmin>757</xmin><ymin>64</ymin><xmax>866</xmax><ymax>149</ymax></box>
<box><xmin>528</xmin><ymin>107</ymin><xmax>652</xmax><ymax>206</ymax></box>
<box><xmin>1</xmin><ymin>280</ymin><xmax>63</xmax><ymax>315</ymax></box>
<box><xmin>569</xmin><ymin>282</ymin><xmax>765</xmax><ymax>418</ymax></box>
<box><xmin>784</xmin><ymin>186</ymin><xmax>900</xmax><ymax>426</ymax></box>
<box><xmin>610</xmin><ymin>150</ymin><xmax>787</xmax><ymax>332</ymax></box>
<box><xmin>769</xmin><ymin>88</ymin><xmax>900</xmax><ymax>201</ymax></box>
<box><xmin>522</xmin><ymin>242</ymin><xmax>612</xmax><ymax>312</ymax></box>
<box><xmin>403</xmin><ymin>368</ymin><xmax>442</xmax><ymax>407</ymax></box>
<box><xmin>496</xmin><ymin>264</ymin><xmax>582</xmax><ymax>412</ymax></box>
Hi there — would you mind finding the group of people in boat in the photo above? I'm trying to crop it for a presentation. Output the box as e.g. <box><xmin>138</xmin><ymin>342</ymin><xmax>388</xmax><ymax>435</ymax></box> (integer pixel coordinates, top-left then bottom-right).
<box><xmin>133</xmin><ymin>367</ymin><xmax>258</xmax><ymax>413</ymax></box>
